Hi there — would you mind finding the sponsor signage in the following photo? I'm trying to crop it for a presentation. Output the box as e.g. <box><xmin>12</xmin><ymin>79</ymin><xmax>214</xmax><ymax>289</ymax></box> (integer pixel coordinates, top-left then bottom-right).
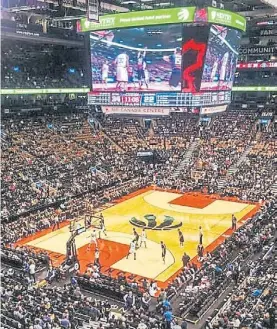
<box><xmin>0</xmin><ymin>88</ymin><xmax>90</xmax><ymax>95</ymax></box>
<box><xmin>102</xmin><ymin>106</ymin><xmax>170</xmax><ymax>116</ymax></box>
<box><xmin>257</xmin><ymin>21</ymin><xmax>277</xmax><ymax>26</ymax></box>
<box><xmin>200</xmin><ymin>105</ymin><xmax>227</xmax><ymax>114</ymax></box>
<box><xmin>207</xmin><ymin>7</ymin><xmax>246</xmax><ymax>31</ymax></box>
<box><xmin>78</xmin><ymin>7</ymin><xmax>246</xmax><ymax>32</ymax></box>
<box><xmin>1</xmin><ymin>86</ymin><xmax>276</xmax><ymax>95</ymax></box>
<box><xmin>261</xmin><ymin>112</ymin><xmax>273</xmax><ymax>117</ymax></box>
<box><xmin>236</xmin><ymin>62</ymin><xmax>277</xmax><ymax>69</ymax></box>
<box><xmin>239</xmin><ymin>46</ymin><xmax>277</xmax><ymax>55</ymax></box>
<box><xmin>232</xmin><ymin>86</ymin><xmax>277</xmax><ymax>92</ymax></box>
<box><xmin>260</xmin><ymin>29</ymin><xmax>277</xmax><ymax>36</ymax></box>
<box><xmin>137</xmin><ymin>151</ymin><xmax>153</xmax><ymax>157</ymax></box>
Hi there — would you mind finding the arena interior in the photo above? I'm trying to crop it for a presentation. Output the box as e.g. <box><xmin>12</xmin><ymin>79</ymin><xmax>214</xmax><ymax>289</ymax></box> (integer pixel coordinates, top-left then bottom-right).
<box><xmin>1</xmin><ymin>0</ymin><xmax>277</xmax><ymax>329</ymax></box>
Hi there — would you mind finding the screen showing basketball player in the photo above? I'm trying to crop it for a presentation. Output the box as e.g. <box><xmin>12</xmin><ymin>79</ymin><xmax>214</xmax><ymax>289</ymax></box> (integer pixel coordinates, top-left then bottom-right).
<box><xmin>90</xmin><ymin>25</ymin><xmax>184</xmax><ymax>92</ymax></box>
<box><xmin>200</xmin><ymin>25</ymin><xmax>242</xmax><ymax>91</ymax></box>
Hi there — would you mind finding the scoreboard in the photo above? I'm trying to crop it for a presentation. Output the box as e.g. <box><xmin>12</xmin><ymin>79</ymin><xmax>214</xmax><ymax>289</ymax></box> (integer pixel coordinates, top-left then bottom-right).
<box><xmin>88</xmin><ymin>91</ymin><xmax>231</xmax><ymax>107</ymax></box>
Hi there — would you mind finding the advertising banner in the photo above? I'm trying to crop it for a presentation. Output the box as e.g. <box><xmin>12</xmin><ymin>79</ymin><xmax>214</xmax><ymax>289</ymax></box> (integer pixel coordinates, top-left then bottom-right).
<box><xmin>260</xmin><ymin>29</ymin><xmax>277</xmax><ymax>36</ymax></box>
<box><xmin>78</xmin><ymin>7</ymin><xmax>246</xmax><ymax>32</ymax></box>
<box><xmin>200</xmin><ymin>105</ymin><xmax>227</xmax><ymax>114</ymax></box>
<box><xmin>239</xmin><ymin>46</ymin><xmax>277</xmax><ymax>55</ymax></box>
<box><xmin>236</xmin><ymin>62</ymin><xmax>277</xmax><ymax>69</ymax></box>
<box><xmin>0</xmin><ymin>88</ymin><xmax>90</xmax><ymax>95</ymax></box>
<box><xmin>207</xmin><ymin>7</ymin><xmax>246</xmax><ymax>31</ymax></box>
<box><xmin>102</xmin><ymin>106</ymin><xmax>170</xmax><ymax>116</ymax></box>
<box><xmin>232</xmin><ymin>86</ymin><xmax>277</xmax><ymax>92</ymax></box>
<box><xmin>261</xmin><ymin>112</ymin><xmax>274</xmax><ymax>118</ymax></box>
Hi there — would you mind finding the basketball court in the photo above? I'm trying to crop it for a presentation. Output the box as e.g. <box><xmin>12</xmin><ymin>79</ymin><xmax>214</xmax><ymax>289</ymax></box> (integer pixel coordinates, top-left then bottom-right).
<box><xmin>17</xmin><ymin>187</ymin><xmax>259</xmax><ymax>288</ymax></box>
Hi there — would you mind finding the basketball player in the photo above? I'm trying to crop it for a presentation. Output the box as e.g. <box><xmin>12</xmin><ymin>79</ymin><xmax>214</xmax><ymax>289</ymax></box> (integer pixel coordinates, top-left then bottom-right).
<box><xmin>133</xmin><ymin>228</ymin><xmax>140</xmax><ymax>248</ymax></box>
<box><xmin>137</xmin><ymin>47</ymin><xmax>148</xmax><ymax>89</ymax></box>
<box><xmin>99</xmin><ymin>213</ymin><xmax>107</xmax><ymax>238</ymax></box>
<box><xmin>52</xmin><ymin>214</ymin><xmax>60</xmax><ymax>231</ymax></box>
<box><xmin>140</xmin><ymin>228</ymin><xmax>147</xmax><ymax>248</ymax></box>
<box><xmin>87</xmin><ymin>229</ymin><xmax>98</xmax><ymax>251</ymax></box>
<box><xmin>126</xmin><ymin>240</ymin><xmax>136</xmax><ymax>260</ymax></box>
<box><xmin>210</xmin><ymin>60</ymin><xmax>219</xmax><ymax>82</ymax></box>
<box><xmin>220</xmin><ymin>52</ymin><xmax>229</xmax><ymax>82</ymax></box>
<box><xmin>115</xmin><ymin>50</ymin><xmax>129</xmax><ymax>91</ymax></box>
<box><xmin>161</xmin><ymin>241</ymin><xmax>166</xmax><ymax>264</ymax></box>
<box><xmin>178</xmin><ymin>229</ymin><xmax>184</xmax><ymax>247</ymax></box>
<box><xmin>101</xmin><ymin>60</ymin><xmax>109</xmax><ymax>89</ymax></box>
<box><xmin>127</xmin><ymin>66</ymin><xmax>136</xmax><ymax>88</ymax></box>
<box><xmin>163</xmin><ymin>47</ymin><xmax>182</xmax><ymax>88</ymax></box>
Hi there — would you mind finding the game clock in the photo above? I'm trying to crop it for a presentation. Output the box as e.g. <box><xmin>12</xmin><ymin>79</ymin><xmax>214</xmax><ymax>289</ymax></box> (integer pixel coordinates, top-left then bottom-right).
<box><xmin>88</xmin><ymin>91</ymin><xmax>231</xmax><ymax>107</ymax></box>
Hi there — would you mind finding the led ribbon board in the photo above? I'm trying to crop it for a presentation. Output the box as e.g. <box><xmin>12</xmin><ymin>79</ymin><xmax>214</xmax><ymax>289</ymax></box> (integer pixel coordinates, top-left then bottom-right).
<box><xmin>78</xmin><ymin>7</ymin><xmax>246</xmax><ymax>32</ymax></box>
<box><xmin>0</xmin><ymin>88</ymin><xmax>90</xmax><ymax>95</ymax></box>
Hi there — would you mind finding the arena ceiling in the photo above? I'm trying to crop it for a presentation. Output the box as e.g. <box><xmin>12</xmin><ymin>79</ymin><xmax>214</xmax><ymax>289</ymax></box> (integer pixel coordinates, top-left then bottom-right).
<box><xmin>2</xmin><ymin>0</ymin><xmax>276</xmax><ymax>25</ymax></box>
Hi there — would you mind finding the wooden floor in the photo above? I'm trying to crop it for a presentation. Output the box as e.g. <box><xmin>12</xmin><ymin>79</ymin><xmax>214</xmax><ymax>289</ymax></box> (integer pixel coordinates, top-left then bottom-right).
<box><xmin>18</xmin><ymin>187</ymin><xmax>259</xmax><ymax>288</ymax></box>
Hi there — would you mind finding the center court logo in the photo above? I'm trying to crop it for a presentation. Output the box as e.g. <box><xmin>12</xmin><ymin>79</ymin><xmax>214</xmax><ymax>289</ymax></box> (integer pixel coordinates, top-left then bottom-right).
<box><xmin>130</xmin><ymin>214</ymin><xmax>183</xmax><ymax>230</ymax></box>
<box><xmin>177</xmin><ymin>8</ymin><xmax>190</xmax><ymax>21</ymax></box>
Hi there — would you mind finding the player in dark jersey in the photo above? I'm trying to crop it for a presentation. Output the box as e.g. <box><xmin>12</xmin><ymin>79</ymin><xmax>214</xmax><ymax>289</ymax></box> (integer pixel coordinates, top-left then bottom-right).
<box><xmin>163</xmin><ymin>47</ymin><xmax>182</xmax><ymax>88</ymax></box>
<box><xmin>161</xmin><ymin>241</ymin><xmax>166</xmax><ymax>264</ymax></box>
<box><xmin>127</xmin><ymin>66</ymin><xmax>136</xmax><ymax>88</ymax></box>
<box><xmin>137</xmin><ymin>47</ymin><xmax>148</xmax><ymax>89</ymax></box>
<box><xmin>133</xmin><ymin>228</ymin><xmax>140</xmax><ymax>248</ymax></box>
<box><xmin>99</xmin><ymin>213</ymin><xmax>107</xmax><ymax>238</ymax></box>
<box><xmin>178</xmin><ymin>229</ymin><xmax>184</xmax><ymax>247</ymax></box>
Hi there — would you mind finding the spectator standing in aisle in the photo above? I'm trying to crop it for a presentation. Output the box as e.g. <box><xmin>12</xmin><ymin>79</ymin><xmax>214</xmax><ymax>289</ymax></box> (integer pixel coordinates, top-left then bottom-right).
<box><xmin>29</xmin><ymin>259</ymin><xmax>36</xmax><ymax>283</ymax></box>
<box><xmin>164</xmin><ymin>307</ymin><xmax>174</xmax><ymax>329</ymax></box>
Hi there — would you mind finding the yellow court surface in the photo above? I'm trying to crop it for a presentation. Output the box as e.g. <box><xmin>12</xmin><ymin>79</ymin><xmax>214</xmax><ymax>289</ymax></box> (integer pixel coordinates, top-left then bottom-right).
<box><xmin>97</xmin><ymin>188</ymin><xmax>257</xmax><ymax>282</ymax></box>
<box><xmin>24</xmin><ymin>188</ymin><xmax>258</xmax><ymax>285</ymax></box>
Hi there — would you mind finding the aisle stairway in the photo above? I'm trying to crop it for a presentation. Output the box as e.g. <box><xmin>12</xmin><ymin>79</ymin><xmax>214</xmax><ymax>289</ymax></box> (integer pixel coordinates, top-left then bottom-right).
<box><xmin>171</xmin><ymin>138</ymin><xmax>199</xmax><ymax>178</ymax></box>
<box><xmin>270</xmin><ymin>179</ymin><xmax>277</xmax><ymax>195</ymax></box>
<box><xmin>215</xmin><ymin>143</ymin><xmax>254</xmax><ymax>190</ymax></box>
<box><xmin>227</xmin><ymin>143</ymin><xmax>253</xmax><ymax>175</ymax></box>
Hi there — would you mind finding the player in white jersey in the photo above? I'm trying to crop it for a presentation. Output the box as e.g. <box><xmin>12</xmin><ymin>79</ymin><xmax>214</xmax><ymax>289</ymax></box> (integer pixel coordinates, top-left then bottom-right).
<box><xmin>211</xmin><ymin>61</ymin><xmax>218</xmax><ymax>82</ymax></box>
<box><xmin>140</xmin><ymin>228</ymin><xmax>147</xmax><ymax>248</ymax></box>
<box><xmin>220</xmin><ymin>52</ymin><xmax>229</xmax><ymax>81</ymax></box>
<box><xmin>115</xmin><ymin>51</ymin><xmax>129</xmax><ymax>91</ymax></box>
<box><xmin>126</xmin><ymin>240</ymin><xmax>136</xmax><ymax>260</ymax></box>
<box><xmin>87</xmin><ymin>229</ymin><xmax>98</xmax><ymax>251</ymax></box>
<box><xmin>101</xmin><ymin>61</ymin><xmax>109</xmax><ymax>89</ymax></box>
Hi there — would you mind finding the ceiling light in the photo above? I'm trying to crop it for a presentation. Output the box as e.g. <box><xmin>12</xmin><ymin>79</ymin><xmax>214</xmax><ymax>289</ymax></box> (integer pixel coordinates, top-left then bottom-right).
<box><xmin>154</xmin><ymin>2</ymin><xmax>171</xmax><ymax>5</ymax></box>
<box><xmin>121</xmin><ymin>0</ymin><xmax>136</xmax><ymax>3</ymax></box>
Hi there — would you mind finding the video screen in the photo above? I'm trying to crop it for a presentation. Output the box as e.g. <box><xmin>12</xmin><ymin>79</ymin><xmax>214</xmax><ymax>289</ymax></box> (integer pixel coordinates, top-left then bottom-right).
<box><xmin>200</xmin><ymin>24</ymin><xmax>242</xmax><ymax>91</ymax></box>
<box><xmin>90</xmin><ymin>24</ymin><xmax>184</xmax><ymax>92</ymax></box>
<box><xmin>181</xmin><ymin>25</ymin><xmax>209</xmax><ymax>93</ymax></box>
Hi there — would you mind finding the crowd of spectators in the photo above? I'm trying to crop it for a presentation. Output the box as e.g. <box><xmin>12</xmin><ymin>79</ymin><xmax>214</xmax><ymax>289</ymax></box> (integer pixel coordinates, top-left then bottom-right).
<box><xmin>1</xmin><ymin>109</ymin><xmax>277</xmax><ymax>329</ymax></box>
<box><xmin>1</xmin><ymin>42</ymin><xmax>88</xmax><ymax>89</ymax></box>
